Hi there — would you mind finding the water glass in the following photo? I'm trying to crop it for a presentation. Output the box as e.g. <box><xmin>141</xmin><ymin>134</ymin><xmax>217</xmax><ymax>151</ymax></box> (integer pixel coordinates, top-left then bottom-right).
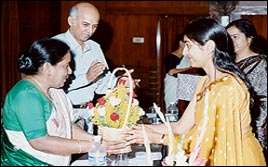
<box><xmin>107</xmin><ymin>153</ymin><xmax>129</xmax><ymax>166</ymax></box>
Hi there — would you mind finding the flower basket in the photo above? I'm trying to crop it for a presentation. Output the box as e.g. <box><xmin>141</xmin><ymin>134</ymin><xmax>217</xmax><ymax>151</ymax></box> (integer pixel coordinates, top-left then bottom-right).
<box><xmin>91</xmin><ymin>67</ymin><xmax>145</xmax><ymax>152</ymax></box>
<box><xmin>98</xmin><ymin>126</ymin><xmax>132</xmax><ymax>153</ymax></box>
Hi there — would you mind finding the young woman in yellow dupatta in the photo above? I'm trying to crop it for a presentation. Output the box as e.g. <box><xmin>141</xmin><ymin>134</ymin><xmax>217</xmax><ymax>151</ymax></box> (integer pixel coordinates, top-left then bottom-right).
<box><xmin>124</xmin><ymin>17</ymin><xmax>266</xmax><ymax>166</ymax></box>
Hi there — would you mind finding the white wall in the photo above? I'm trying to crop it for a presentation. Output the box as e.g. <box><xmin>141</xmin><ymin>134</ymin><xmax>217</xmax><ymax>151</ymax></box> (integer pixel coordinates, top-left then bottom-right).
<box><xmin>231</xmin><ymin>1</ymin><xmax>267</xmax><ymax>21</ymax></box>
<box><xmin>239</xmin><ymin>1</ymin><xmax>267</xmax><ymax>6</ymax></box>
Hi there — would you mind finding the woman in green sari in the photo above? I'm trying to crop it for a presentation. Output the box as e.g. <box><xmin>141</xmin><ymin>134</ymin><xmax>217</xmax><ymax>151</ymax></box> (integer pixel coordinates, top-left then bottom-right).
<box><xmin>1</xmin><ymin>38</ymin><xmax>127</xmax><ymax>166</ymax></box>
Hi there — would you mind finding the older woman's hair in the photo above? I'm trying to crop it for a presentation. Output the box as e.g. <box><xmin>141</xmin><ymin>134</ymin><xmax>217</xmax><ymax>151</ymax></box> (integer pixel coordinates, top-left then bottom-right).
<box><xmin>18</xmin><ymin>38</ymin><xmax>70</xmax><ymax>75</ymax></box>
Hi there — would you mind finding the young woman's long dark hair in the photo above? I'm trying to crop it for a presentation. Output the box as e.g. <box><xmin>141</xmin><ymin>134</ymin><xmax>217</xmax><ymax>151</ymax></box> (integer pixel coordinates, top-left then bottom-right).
<box><xmin>183</xmin><ymin>17</ymin><xmax>254</xmax><ymax>108</ymax></box>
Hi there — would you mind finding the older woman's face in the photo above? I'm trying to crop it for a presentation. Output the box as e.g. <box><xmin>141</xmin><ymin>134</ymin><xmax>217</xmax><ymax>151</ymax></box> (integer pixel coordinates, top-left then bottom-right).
<box><xmin>50</xmin><ymin>52</ymin><xmax>72</xmax><ymax>88</ymax></box>
<box><xmin>227</xmin><ymin>26</ymin><xmax>250</xmax><ymax>55</ymax></box>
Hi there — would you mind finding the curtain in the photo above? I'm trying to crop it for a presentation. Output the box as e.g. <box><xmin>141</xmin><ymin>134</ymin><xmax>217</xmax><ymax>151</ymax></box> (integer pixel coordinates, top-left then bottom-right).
<box><xmin>1</xmin><ymin>1</ymin><xmax>21</xmax><ymax>104</ymax></box>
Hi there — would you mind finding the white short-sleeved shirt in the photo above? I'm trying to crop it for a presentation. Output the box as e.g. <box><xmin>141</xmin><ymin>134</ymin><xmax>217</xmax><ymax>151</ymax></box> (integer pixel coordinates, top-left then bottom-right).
<box><xmin>53</xmin><ymin>30</ymin><xmax>116</xmax><ymax>105</ymax></box>
<box><xmin>164</xmin><ymin>55</ymin><xmax>191</xmax><ymax>109</ymax></box>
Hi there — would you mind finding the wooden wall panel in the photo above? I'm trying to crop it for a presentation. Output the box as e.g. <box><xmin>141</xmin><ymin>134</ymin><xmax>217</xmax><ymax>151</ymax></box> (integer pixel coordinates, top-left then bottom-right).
<box><xmin>103</xmin><ymin>1</ymin><xmax>209</xmax><ymax>15</ymax></box>
<box><xmin>18</xmin><ymin>1</ymin><xmax>61</xmax><ymax>51</ymax></box>
<box><xmin>1</xmin><ymin>1</ymin><xmax>21</xmax><ymax>103</ymax></box>
<box><xmin>103</xmin><ymin>1</ymin><xmax>208</xmax><ymax>9</ymax></box>
<box><xmin>60</xmin><ymin>1</ymin><xmax>209</xmax><ymax>31</ymax></box>
<box><xmin>242</xmin><ymin>15</ymin><xmax>267</xmax><ymax>40</ymax></box>
<box><xmin>103</xmin><ymin>15</ymin><xmax>158</xmax><ymax>67</ymax></box>
<box><xmin>60</xmin><ymin>1</ymin><xmax>80</xmax><ymax>32</ymax></box>
<box><xmin>1</xmin><ymin>1</ymin><xmax>61</xmax><ymax>104</ymax></box>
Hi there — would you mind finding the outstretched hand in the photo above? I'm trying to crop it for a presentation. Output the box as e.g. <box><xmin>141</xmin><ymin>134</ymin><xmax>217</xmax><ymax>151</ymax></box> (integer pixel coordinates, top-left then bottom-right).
<box><xmin>122</xmin><ymin>125</ymin><xmax>162</xmax><ymax>145</ymax></box>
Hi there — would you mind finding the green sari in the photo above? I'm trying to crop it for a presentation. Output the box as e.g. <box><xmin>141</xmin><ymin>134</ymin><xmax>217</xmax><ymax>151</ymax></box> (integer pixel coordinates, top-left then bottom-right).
<box><xmin>1</xmin><ymin>124</ymin><xmax>52</xmax><ymax>166</ymax></box>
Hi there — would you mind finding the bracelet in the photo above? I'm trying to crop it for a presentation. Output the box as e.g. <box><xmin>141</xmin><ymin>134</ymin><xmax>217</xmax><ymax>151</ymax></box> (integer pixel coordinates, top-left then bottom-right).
<box><xmin>160</xmin><ymin>134</ymin><xmax>165</xmax><ymax>144</ymax></box>
<box><xmin>76</xmin><ymin>139</ymin><xmax>82</xmax><ymax>154</ymax></box>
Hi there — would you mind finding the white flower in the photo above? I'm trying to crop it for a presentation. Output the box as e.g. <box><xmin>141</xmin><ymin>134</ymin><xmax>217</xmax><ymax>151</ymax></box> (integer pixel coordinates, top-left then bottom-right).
<box><xmin>138</xmin><ymin>108</ymin><xmax>145</xmax><ymax>116</ymax></box>
<box><xmin>87</xmin><ymin>108</ymin><xmax>94</xmax><ymax>117</ymax></box>
<box><xmin>110</xmin><ymin>96</ymin><xmax>121</xmax><ymax>106</ymax></box>
<box><xmin>133</xmin><ymin>98</ymin><xmax>139</xmax><ymax>106</ymax></box>
<box><xmin>97</xmin><ymin>107</ymin><xmax>106</xmax><ymax>116</ymax></box>
<box><xmin>174</xmin><ymin>150</ymin><xmax>189</xmax><ymax>166</ymax></box>
<box><xmin>164</xmin><ymin>156</ymin><xmax>175</xmax><ymax>166</ymax></box>
<box><xmin>106</xmin><ymin>89</ymin><xmax>113</xmax><ymax>95</ymax></box>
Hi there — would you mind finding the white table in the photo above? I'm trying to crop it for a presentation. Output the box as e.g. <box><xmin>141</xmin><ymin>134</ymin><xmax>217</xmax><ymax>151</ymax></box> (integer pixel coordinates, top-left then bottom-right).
<box><xmin>71</xmin><ymin>144</ymin><xmax>162</xmax><ymax>166</ymax></box>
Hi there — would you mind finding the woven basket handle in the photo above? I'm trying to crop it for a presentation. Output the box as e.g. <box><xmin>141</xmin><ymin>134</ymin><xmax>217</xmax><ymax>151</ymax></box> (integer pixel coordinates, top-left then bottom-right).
<box><xmin>107</xmin><ymin>67</ymin><xmax>133</xmax><ymax>127</ymax></box>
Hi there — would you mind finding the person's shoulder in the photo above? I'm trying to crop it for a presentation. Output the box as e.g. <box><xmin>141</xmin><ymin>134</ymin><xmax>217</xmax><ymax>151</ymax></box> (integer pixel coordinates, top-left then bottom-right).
<box><xmin>86</xmin><ymin>39</ymin><xmax>101</xmax><ymax>47</ymax></box>
<box><xmin>52</xmin><ymin>31</ymin><xmax>67</xmax><ymax>41</ymax></box>
<box><xmin>13</xmin><ymin>80</ymin><xmax>35</xmax><ymax>91</ymax></box>
<box><xmin>7</xmin><ymin>80</ymin><xmax>40</xmax><ymax>100</ymax></box>
<box><xmin>254</xmin><ymin>54</ymin><xmax>267</xmax><ymax>68</ymax></box>
<box><xmin>220</xmin><ymin>74</ymin><xmax>239</xmax><ymax>84</ymax></box>
<box><xmin>259</xmin><ymin>54</ymin><xmax>267</xmax><ymax>62</ymax></box>
<box><xmin>251</xmin><ymin>54</ymin><xmax>267</xmax><ymax>62</ymax></box>
<box><xmin>166</xmin><ymin>53</ymin><xmax>180</xmax><ymax>62</ymax></box>
<box><xmin>166</xmin><ymin>53</ymin><xmax>177</xmax><ymax>58</ymax></box>
<box><xmin>222</xmin><ymin>75</ymin><xmax>248</xmax><ymax>91</ymax></box>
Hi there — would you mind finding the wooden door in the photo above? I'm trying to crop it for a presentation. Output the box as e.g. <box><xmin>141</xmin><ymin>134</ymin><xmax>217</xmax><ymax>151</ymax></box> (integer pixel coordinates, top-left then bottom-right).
<box><xmin>92</xmin><ymin>14</ymin><xmax>160</xmax><ymax>111</ymax></box>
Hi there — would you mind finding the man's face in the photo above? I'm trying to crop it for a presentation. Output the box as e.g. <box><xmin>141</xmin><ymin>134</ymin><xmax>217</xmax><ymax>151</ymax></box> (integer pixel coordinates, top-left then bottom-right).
<box><xmin>69</xmin><ymin>7</ymin><xmax>100</xmax><ymax>45</ymax></box>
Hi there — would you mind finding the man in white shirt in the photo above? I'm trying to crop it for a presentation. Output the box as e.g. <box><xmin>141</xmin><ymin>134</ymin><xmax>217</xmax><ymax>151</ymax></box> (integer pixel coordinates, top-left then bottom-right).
<box><xmin>53</xmin><ymin>2</ymin><xmax>135</xmax><ymax>133</ymax></box>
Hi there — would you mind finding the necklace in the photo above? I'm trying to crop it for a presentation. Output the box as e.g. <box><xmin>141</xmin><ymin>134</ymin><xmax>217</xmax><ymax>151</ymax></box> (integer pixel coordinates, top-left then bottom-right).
<box><xmin>32</xmin><ymin>76</ymin><xmax>52</xmax><ymax>103</ymax></box>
